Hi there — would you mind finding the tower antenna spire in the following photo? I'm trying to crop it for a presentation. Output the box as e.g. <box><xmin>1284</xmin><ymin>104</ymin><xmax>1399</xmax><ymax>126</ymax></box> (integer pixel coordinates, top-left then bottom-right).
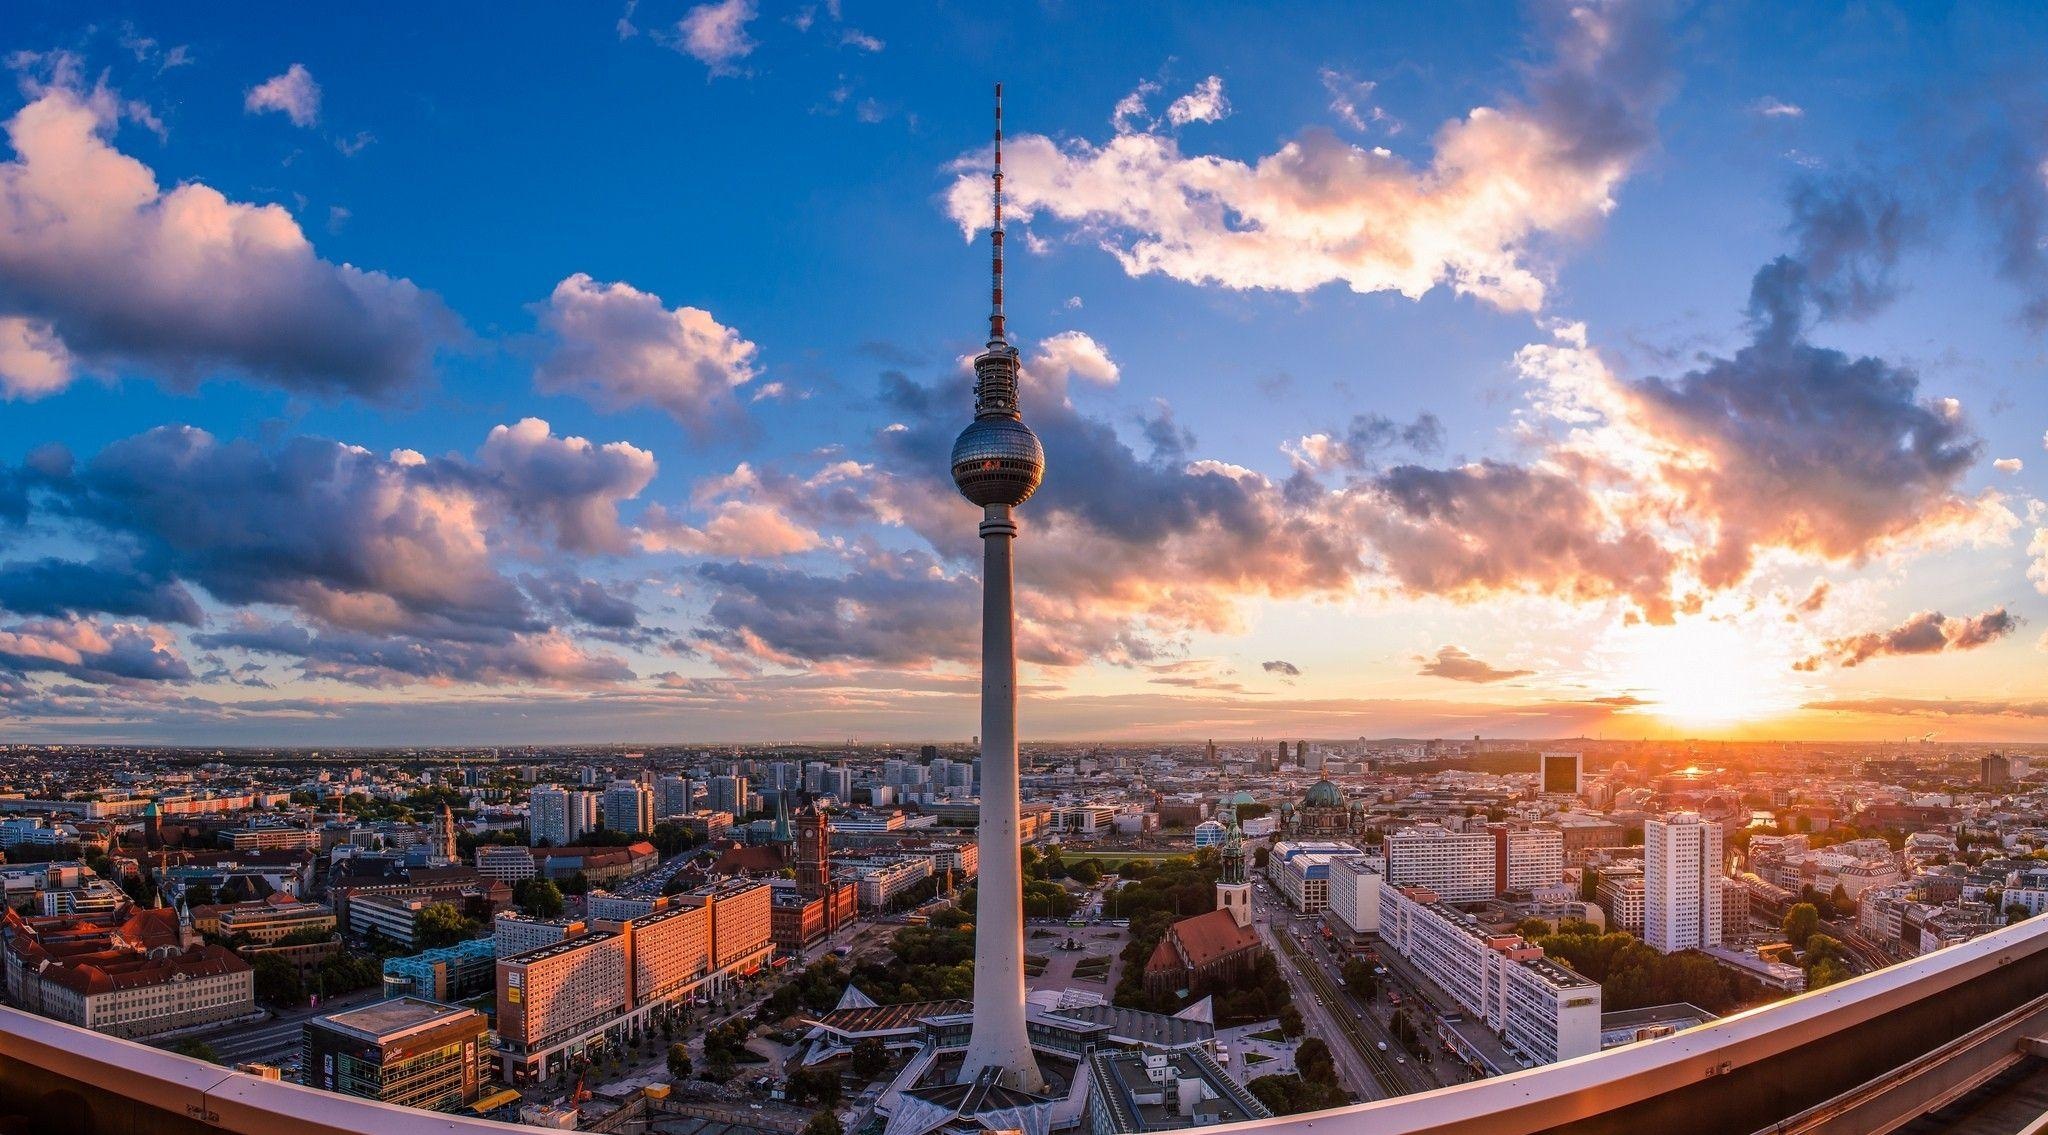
<box><xmin>990</xmin><ymin>82</ymin><xmax>1006</xmax><ymax>345</ymax></box>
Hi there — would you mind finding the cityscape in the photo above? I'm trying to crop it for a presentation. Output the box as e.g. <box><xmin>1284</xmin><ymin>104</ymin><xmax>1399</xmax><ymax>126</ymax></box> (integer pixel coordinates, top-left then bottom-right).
<box><xmin>5</xmin><ymin>3</ymin><xmax>2048</xmax><ymax>1135</ymax></box>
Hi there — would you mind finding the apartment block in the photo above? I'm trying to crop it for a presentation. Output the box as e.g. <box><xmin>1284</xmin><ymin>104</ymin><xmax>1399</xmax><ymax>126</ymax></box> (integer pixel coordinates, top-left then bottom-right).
<box><xmin>1378</xmin><ymin>885</ymin><xmax>1601</xmax><ymax>1065</ymax></box>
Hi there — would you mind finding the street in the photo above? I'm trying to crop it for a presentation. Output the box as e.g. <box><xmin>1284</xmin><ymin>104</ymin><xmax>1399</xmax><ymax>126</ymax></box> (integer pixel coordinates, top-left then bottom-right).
<box><xmin>167</xmin><ymin>985</ymin><xmax>383</xmax><ymax>1069</ymax></box>
<box><xmin>1251</xmin><ymin>882</ymin><xmax>1447</xmax><ymax>1101</ymax></box>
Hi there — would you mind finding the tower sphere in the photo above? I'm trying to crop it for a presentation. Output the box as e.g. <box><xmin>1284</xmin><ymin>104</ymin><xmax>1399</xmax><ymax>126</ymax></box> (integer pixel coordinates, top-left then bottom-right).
<box><xmin>951</xmin><ymin>416</ymin><xmax>1044</xmax><ymax>508</ymax></box>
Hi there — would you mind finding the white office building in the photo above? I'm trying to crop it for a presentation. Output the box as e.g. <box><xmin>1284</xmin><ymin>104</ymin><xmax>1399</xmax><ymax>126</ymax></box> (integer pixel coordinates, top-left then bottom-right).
<box><xmin>1383</xmin><ymin>824</ymin><xmax>1497</xmax><ymax>903</ymax></box>
<box><xmin>1326</xmin><ymin>854</ymin><xmax>1383</xmax><ymax>935</ymax></box>
<box><xmin>1378</xmin><ymin>885</ymin><xmax>1601</xmax><ymax>1065</ymax></box>
<box><xmin>1504</xmin><ymin>828</ymin><xmax>1565</xmax><ymax>894</ymax></box>
<box><xmin>1266</xmin><ymin>841</ymin><xmax>1362</xmax><ymax>914</ymax></box>
<box><xmin>1645</xmin><ymin>812</ymin><xmax>1724</xmax><ymax>954</ymax></box>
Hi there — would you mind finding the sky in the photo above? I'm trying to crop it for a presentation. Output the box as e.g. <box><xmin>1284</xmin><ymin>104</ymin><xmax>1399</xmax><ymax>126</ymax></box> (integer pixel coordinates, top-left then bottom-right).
<box><xmin>4</xmin><ymin>1</ymin><xmax>2048</xmax><ymax>746</ymax></box>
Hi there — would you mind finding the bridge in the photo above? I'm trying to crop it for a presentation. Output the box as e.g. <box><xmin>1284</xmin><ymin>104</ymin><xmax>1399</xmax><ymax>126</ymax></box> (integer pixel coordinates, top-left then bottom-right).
<box><xmin>7</xmin><ymin>915</ymin><xmax>2048</xmax><ymax>1134</ymax></box>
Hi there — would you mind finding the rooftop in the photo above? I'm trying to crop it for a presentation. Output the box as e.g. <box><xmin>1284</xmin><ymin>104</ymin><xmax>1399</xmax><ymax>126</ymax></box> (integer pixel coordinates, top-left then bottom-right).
<box><xmin>315</xmin><ymin>996</ymin><xmax>476</xmax><ymax>1044</ymax></box>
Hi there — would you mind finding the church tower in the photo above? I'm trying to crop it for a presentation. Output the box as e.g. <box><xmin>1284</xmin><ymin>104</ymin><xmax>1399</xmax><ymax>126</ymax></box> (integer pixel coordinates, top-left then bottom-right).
<box><xmin>794</xmin><ymin>799</ymin><xmax>830</xmax><ymax>899</ymax></box>
<box><xmin>433</xmin><ymin>803</ymin><xmax>459</xmax><ymax>863</ymax></box>
<box><xmin>1216</xmin><ymin>807</ymin><xmax>1251</xmax><ymax>929</ymax></box>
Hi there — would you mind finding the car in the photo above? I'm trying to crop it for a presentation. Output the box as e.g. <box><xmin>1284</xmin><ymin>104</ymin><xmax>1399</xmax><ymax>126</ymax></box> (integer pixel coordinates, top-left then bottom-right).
<box><xmin>1397</xmin><ymin>1057</ymin><xmax>1407</xmax><ymax>1064</ymax></box>
<box><xmin>1375</xmin><ymin>1041</ymin><xmax>1388</xmax><ymax>1052</ymax></box>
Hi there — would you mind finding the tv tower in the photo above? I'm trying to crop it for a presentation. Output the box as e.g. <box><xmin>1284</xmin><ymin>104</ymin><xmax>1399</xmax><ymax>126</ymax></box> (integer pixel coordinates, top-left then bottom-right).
<box><xmin>951</xmin><ymin>82</ymin><xmax>1046</xmax><ymax>1093</ymax></box>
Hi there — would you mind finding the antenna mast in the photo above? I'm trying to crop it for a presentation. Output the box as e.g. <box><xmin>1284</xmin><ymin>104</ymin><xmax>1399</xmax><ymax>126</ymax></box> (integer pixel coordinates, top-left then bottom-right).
<box><xmin>990</xmin><ymin>82</ymin><xmax>1006</xmax><ymax>345</ymax></box>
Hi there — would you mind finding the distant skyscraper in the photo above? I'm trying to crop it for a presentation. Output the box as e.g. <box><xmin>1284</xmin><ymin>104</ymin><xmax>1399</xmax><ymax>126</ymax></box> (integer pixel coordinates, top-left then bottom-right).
<box><xmin>602</xmin><ymin>780</ymin><xmax>654</xmax><ymax>836</ymax></box>
<box><xmin>1276</xmin><ymin>740</ymin><xmax>1288</xmax><ymax>770</ymax></box>
<box><xmin>1541</xmin><ymin>751</ymin><xmax>1583</xmax><ymax>796</ymax></box>
<box><xmin>1645</xmin><ymin>812</ymin><xmax>1724</xmax><ymax>954</ymax></box>
<box><xmin>1206</xmin><ymin>739</ymin><xmax>1217</xmax><ymax>765</ymax></box>
<box><xmin>656</xmin><ymin>774</ymin><xmax>691</xmax><ymax>819</ymax></box>
<box><xmin>530</xmin><ymin>785</ymin><xmax>598</xmax><ymax>847</ymax></box>
<box><xmin>709</xmin><ymin>775</ymin><xmax>749</xmax><ymax>818</ymax></box>
<box><xmin>950</xmin><ymin>84</ymin><xmax>1045</xmax><ymax>1094</ymax></box>
<box><xmin>1983</xmin><ymin>753</ymin><xmax>2012</xmax><ymax>787</ymax></box>
<box><xmin>1295</xmin><ymin>740</ymin><xmax>1308</xmax><ymax>767</ymax></box>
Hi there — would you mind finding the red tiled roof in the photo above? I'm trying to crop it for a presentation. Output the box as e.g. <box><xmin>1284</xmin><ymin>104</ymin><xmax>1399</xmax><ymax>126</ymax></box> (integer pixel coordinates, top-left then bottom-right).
<box><xmin>1165</xmin><ymin>909</ymin><xmax>1260</xmax><ymax>970</ymax></box>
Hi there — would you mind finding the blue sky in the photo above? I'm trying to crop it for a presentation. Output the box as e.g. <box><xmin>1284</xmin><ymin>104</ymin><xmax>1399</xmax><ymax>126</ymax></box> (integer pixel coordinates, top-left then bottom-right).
<box><xmin>3</xmin><ymin>1</ymin><xmax>2047</xmax><ymax>744</ymax></box>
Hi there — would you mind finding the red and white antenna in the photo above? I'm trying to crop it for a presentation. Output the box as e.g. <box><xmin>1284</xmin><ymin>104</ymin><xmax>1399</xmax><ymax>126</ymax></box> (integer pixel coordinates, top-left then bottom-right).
<box><xmin>990</xmin><ymin>82</ymin><xmax>1006</xmax><ymax>345</ymax></box>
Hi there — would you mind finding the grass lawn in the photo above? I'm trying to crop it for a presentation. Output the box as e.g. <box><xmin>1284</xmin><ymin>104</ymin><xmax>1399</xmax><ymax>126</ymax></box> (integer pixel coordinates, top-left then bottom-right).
<box><xmin>1248</xmin><ymin>1028</ymin><xmax>1286</xmax><ymax>1043</ymax></box>
<box><xmin>1072</xmin><ymin>957</ymin><xmax>1112</xmax><ymax>980</ymax></box>
<box><xmin>1077</xmin><ymin>851</ymin><xmax>1193</xmax><ymax>870</ymax></box>
<box><xmin>1244</xmin><ymin>1052</ymin><xmax>1273</xmax><ymax>1066</ymax></box>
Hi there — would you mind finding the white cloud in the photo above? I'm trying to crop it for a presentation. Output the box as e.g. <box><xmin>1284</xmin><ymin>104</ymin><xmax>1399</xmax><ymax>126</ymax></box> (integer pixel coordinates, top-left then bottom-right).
<box><xmin>1995</xmin><ymin>457</ymin><xmax>2024</xmax><ymax>474</ymax></box>
<box><xmin>1025</xmin><ymin>330</ymin><xmax>1120</xmax><ymax>400</ymax></box>
<box><xmin>1319</xmin><ymin>67</ymin><xmax>1398</xmax><ymax>134</ymax></box>
<box><xmin>840</xmin><ymin>29</ymin><xmax>884</xmax><ymax>52</ymax></box>
<box><xmin>1751</xmin><ymin>96</ymin><xmax>1804</xmax><ymax>118</ymax></box>
<box><xmin>535</xmin><ymin>273</ymin><xmax>761</xmax><ymax>434</ymax></box>
<box><xmin>1111</xmin><ymin>81</ymin><xmax>1159</xmax><ymax>134</ymax></box>
<box><xmin>245</xmin><ymin>64</ymin><xmax>320</xmax><ymax>127</ymax></box>
<box><xmin>944</xmin><ymin>3</ymin><xmax>1672</xmax><ymax>311</ymax></box>
<box><xmin>0</xmin><ymin>86</ymin><xmax>455</xmax><ymax>399</ymax></box>
<box><xmin>0</xmin><ymin>315</ymin><xmax>74</xmax><ymax>399</ymax></box>
<box><xmin>1166</xmin><ymin>76</ymin><xmax>1231</xmax><ymax>126</ymax></box>
<box><xmin>675</xmin><ymin>0</ymin><xmax>757</xmax><ymax>74</ymax></box>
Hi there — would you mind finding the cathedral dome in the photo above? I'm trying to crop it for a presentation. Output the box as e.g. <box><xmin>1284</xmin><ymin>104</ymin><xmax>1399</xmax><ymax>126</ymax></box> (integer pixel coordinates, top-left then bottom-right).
<box><xmin>1302</xmin><ymin>779</ymin><xmax>1343</xmax><ymax>808</ymax></box>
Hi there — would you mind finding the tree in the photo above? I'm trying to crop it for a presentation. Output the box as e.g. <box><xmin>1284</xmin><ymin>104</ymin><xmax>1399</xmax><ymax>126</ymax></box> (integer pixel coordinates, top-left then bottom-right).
<box><xmin>171</xmin><ymin>1039</ymin><xmax>221</xmax><ymax>1063</ymax></box>
<box><xmin>252</xmin><ymin>953</ymin><xmax>304</xmax><ymax>1006</ymax></box>
<box><xmin>183</xmin><ymin>882</ymin><xmax>216</xmax><ymax>908</ymax></box>
<box><xmin>415</xmin><ymin>902</ymin><xmax>475</xmax><ymax>949</ymax></box>
<box><xmin>1340</xmin><ymin>957</ymin><xmax>1378</xmax><ymax>1001</ymax></box>
<box><xmin>851</xmin><ymin>1037</ymin><xmax>890</xmax><ymax>1081</ymax></box>
<box><xmin>1253</xmin><ymin>845</ymin><xmax>1273</xmax><ymax>870</ymax></box>
<box><xmin>1783</xmin><ymin>902</ymin><xmax>1821</xmax><ymax>947</ymax></box>
<box><xmin>513</xmin><ymin>878</ymin><xmax>566</xmax><ymax>919</ymax></box>
<box><xmin>1295</xmin><ymin>1037</ymin><xmax>1335</xmax><ymax>1084</ymax></box>
<box><xmin>785</xmin><ymin>1065</ymin><xmax>843</xmax><ymax>1107</ymax></box>
<box><xmin>1277</xmin><ymin>1004</ymin><xmax>1305</xmax><ymax>1038</ymax></box>
<box><xmin>1807</xmin><ymin>957</ymin><xmax>1852</xmax><ymax>990</ymax></box>
<box><xmin>667</xmin><ymin>1043</ymin><xmax>692</xmax><ymax>1081</ymax></box>
<box><xmin>804</xmin><ymin>1110</ymin><xmax>844</xmax><ymax>1135</ymax></box>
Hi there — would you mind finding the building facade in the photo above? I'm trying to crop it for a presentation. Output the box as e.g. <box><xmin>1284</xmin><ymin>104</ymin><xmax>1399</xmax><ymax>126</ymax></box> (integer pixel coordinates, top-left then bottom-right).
<box><xmin>1377</xmin><ymin>886</ymin><xmax>1601</xmax><ymax>1065</ymax></box>
<box><xmin>303</xmin><ymin>997</ymin><xmax>487</xmax><ymax>1112</ymax></box>
<box><xmin>1645</xmin><ymin>813</ymin><xmax>1724</xmax><ymax>954</ymax></box>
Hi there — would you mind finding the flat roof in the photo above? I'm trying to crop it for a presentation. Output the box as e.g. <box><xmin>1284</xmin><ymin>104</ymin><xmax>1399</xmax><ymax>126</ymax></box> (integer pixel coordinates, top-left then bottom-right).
<box><xmin>317</xmin><ymin>997</ymin><xmax>475</xmax><ymax>1043</ymax></box>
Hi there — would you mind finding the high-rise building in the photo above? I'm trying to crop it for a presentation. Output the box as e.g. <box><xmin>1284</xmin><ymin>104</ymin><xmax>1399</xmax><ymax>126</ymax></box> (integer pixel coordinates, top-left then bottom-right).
<box><xmin>602</xmin><ymin>780</ymin><xmax>654</xmax><ymax>836</ymax></box>
<box><xmin>948</xmin><ymin>83</ymin><xmax>1045</xmax><ymax>1095</ymax></box>
<box><xmin>709</xmin><ymin>775</ymin><xmax>749</xmax><ymax>819</ymax></box>
<box><xmin>1645</xmin><ymin>812</ymin><xmax>1724</xmax><ymax>954</ymax></box>
<box><xmin>1983</xmin><ymin>754</ymin><xmax>2012</xmax><ymax>787</ymax></box>
<box><xmin>1541</xmin><ymin>751</ymin><xmax>1583</xmax><ymax>796</ymax></box>
<box><xmin>1384</xmin><ymin>823</ymin><xmax>1497</xmax><ymax>903</ymax></box>
<box><xmin>655</xmin><ymin>775</ymin><xmax>693</xmax><ymax>819</ymax></box>
<box><xmin>529</xmin><ymin>785</ymin><xmax>597</xmax><ymax>847</ymax></box>
<box><xmin>302</xmin><ymin>997</ymin><xmax>487</xmax><ymax>1112</ymax></box>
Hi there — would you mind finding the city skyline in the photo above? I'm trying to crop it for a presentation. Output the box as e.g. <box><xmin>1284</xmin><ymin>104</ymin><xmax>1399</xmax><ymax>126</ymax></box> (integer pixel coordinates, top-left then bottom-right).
<box><xmin>5</xmin><ymin>2</ymin><xmax>2048</xmax><ymax>747</ymax></box>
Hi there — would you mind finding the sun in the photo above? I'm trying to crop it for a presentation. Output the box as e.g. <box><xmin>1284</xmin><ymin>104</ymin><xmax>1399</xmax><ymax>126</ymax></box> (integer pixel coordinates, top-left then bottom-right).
<box><xmin>1599</xmin><ymin>617</ymin><xmax>1800</xmax><ymax>730</ymax></box>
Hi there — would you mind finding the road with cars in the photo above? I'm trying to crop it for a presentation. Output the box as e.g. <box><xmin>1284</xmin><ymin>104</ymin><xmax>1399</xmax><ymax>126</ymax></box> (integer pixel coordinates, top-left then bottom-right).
<box><xmin>1251</xmin><ymin>881</ymin><xmax>1447</xmax><ymax>1100</ymax></box>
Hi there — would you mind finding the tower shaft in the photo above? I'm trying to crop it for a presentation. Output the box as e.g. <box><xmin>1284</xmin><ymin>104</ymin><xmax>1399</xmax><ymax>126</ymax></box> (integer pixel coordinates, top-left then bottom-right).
<box><xmin>960</xmin><ymin>504</ymin><xmax>1043</xmax><ymax>1091</ymax></box>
